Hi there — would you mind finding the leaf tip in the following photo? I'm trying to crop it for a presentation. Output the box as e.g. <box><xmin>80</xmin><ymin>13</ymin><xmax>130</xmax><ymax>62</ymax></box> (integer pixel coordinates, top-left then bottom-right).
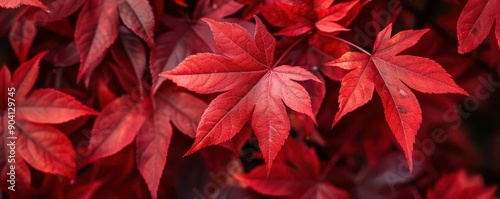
<box><xmin>201</xmin><ymin>17</ymin><xmax>216</xmax><ymax>25</ymax></box>
<box><xmin>253</xmin><ymin>15</ymin><xmax>264</xmax><ymax>25</ymax></box>
<box><xmin>158</xmin><ymin>71</ymin><xmax>170</xmax><ymax>77</ymax></box>
<box><xmin>331</xmin><ymin>113</ymin><xmax>342</xmax><ymax>129</ymax></box>
<box><xmin>88</xmin><ymin>108</ymin><xmax>100</xmax><ymax>115</ymax></box>
<box><xmin>457</xmin><ymin>46</ymin><xmax>468</xmax><ymax>55</ymax></box>
<box><xmin>459</xmin><ymin>88</ymin><xmax>471</xmax><ymax>96</ymax></box>
<box><xmin>407</xmin><ymin>157</ymin><xmax>414</xmax><ymax>172</ymax></box>
<box><xmin>184</xmin><ymin>142</ymin><xmax>202</xmax><ymax>157</ymax></box>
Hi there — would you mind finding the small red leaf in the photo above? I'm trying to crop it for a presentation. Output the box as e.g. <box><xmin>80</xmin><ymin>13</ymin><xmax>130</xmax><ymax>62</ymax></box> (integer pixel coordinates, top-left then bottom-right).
<box><xmin>136</xmin><ymin>109</ymin><xmax>171</xmax><ymax>199</ymax></box>
<box><xmin>237</xmin><ymin>139</ymin><xmax>348</xmax><ymax>198</ymax></box>
<box><xmin>9</xmin><ymin>18</ymin><xmax>37</xmax><ymax>62</ymax></box>
<box><xmin>118</xmin><ymin>0</ymin><xmax>155</xmax><ymax>48</ymax></box>
<box><xmin>12</xmin><ymin>52</ymin><xmax>46</xmax><ymax>99</ymax></box>
<box><xmin>86</xmin><ymin>95</ymin><xmax>148</xmax><ymax>163</ymax></box>
<box><xmin>261</xmin><ymin>0</ymin><xmax>358</xmax><ymax>36</ymax></box>
<box><xmin>16</xmin><ymin>122</ymin><xmax>76</xmax><ymax>179</ymax></box>
<box><xmin>17</xmin><ymin>89</ymin><xmax>98</xmax><ymax>124</ymax></box>
<box><xmin>110</xmin><ymin>27</ymin><xmax>147</xmax><ymax>92</ymax></box>
<box><xmin>24</xmin><ymin>0</ymin><xmax>86</xmax><ymax>22</ymax></box>
<box><xmin>75</xmin><ymin>0</ymin><xmax>120</xmax><ymax>80</ymax></box>
<box><xmin>457</xmin><ymin>0</ymin><xmax>499</xmax><ymax>54</ymax></box>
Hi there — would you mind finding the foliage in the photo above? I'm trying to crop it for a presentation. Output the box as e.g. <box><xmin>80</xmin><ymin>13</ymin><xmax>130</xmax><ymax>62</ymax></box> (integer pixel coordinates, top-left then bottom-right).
<box><xmin>0</xmin><ymin>0</ymin><xmax>499</xmax><ymax>198</ymax></box>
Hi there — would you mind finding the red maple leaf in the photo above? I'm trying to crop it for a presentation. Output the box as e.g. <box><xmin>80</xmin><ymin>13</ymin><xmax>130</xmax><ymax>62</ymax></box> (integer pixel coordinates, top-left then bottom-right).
<box><xmin>260</xmin><ymin>0</ymin><xmax>359</xmax><ymax>36</ymax></box>
<box><xmin>85</xmin><ymin>85</ymin><xmax>207</xmax><ymax>199</ymax></box>
<box><xmin>236</xmin><ymin>138</ymin><xmax>349</xmax><ymax>199</ymax></box>
<box><xmin>457</xmin><ymin>0</ymin><xmax>500</xmax><ymax>54</ymax></box>
<box><xmin>0</xmin><ymin>52</ymin><xmax>98</xmax><ymax>186</ymax></box>
<box><xmin>160</xmin><ymin>17</ymin><xmax>320</xmax><ymax>171</ymax></box>
<box><xmin>325</xmin><ymin>23</ymin><xmax>468</xmax><ymax>170</ymax></box>
<box><xmin>426</xmin><ymin>169</ymin><xmax>497</xmax><ymax>199</ymax></box>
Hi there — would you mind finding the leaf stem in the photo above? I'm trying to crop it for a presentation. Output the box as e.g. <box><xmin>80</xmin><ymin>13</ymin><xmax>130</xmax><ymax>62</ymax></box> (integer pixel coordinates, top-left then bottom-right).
<box><xmin>320</xmin><ymin>33</ymin><xmax>372</xmax><ymax>55</ymax></box>
<box><xmin>272</xmin><ymin>33</ymin><xmax>309</xmax><ymax>68</ymax></box>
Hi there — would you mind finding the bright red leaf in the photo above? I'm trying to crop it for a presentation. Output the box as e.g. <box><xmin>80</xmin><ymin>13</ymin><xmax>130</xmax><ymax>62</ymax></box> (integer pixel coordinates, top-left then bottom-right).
<box><xmin>161</xmin><ymin>17</ymin><xmax>320</xmax><ymax>171</ymax></box>
<box><xmin>0</xmin><ymin>52</ymin><xmax>98</xmax><ymax>181</ymax></box>
<box><xmin>325</xmin><ymin>23</ymin><xmax>468</xmax><ymax>170</ymax></box>
<box><xmin>457</xmin><ymin>0</ymin><xmax>500</xmax><ymax>54</ymax></box>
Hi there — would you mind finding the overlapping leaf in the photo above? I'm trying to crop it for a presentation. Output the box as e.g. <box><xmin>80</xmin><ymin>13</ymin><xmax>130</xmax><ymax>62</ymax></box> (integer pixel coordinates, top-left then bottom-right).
<box><xmin>0</xmin><ymin>52</ymin><xmax>98</xmax><ymax>183</ymax></box>
<box><xmin>150</xmin><ymin>0</ymin><xmax>245</xmax><ymax>93</ymax></box>
<box><xmin>0</xmin><ymin>0</ymin><xmax>46</xmax><ymax>10</ymax></box>
<box><xmin>261</xmin><ymin>0</ymin><xmax>359</xmax><ymax>36</ymax></box>
<box><xmin>457</xmin><ymin>0</ymin><xmax>499</xmax><ymax>54</ymax></box>
<box><xmin>85</xmin><ymin>86</ymin><xmax>207</xmax><ymax>199</ymax></box>
<box><xmin>75</xmin><ymin>0</ymin><xmax>155</xmax><ymax>82</ymax></box>
<box><xmin>426</xmin><ymin>170</ymin><xmax>497</xmax><ymax>199</ymax></box>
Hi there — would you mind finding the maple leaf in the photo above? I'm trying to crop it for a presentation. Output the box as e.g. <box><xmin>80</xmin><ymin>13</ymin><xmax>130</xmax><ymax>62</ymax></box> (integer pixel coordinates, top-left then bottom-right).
<box><xmin>260</xmin><ymin>0</ymin><xmax>359</xmax><ymax>36</ymax></box>
<box><xmin>85</xmin><ymin>85</ymin><xmax>207</xmax><ymax>199</ymax></box>
<box><xmin>426</xmin><ymin>170</ymin><xmax>497</xmax><ymax>199</ymax></box>
<box><xmin>160</xmin><ymin>17</ymin><xmax>320</xmax><ymax>171</ymax></box>
<box><xmin>7</xmin><ymin>0</ymin><xmax>85</xmax><ymax>62</ymax></box>
<box><xmin>75</xmin><ymin>0</ymin><xmax>120</xmax><ymax>81</ymax></box>
<box><xmin>0</xmin><ymin>0</ymin><xmax>47</xmax><ymax>11</ymax></box>
<box><xmin>117</xmin><ymin>0</ymin><xmax>155</xmax><ymax>48</ymax></box>
<box><xmin>324</xmin><ymin>23</ymin><xmax>468</xmax><ymax>170</ymax></box>
<box><xmin>457</xmin><ymin>0</ymin><xmax>500</xmax><ymax>54</ymax></box>
<box><xmin>236</xmin><ymin>138</ymin><xmax>349</xmax><ymax>198</ymax></box>
<box><xmin>0</xmin><ymin>52</ymin><xmax>98</xmax><ymax>184</ymax></box>
<box><xmin>75</xmin><ymin>0</ymin><xmax>155</xmax><ymax>82</ymax></box>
